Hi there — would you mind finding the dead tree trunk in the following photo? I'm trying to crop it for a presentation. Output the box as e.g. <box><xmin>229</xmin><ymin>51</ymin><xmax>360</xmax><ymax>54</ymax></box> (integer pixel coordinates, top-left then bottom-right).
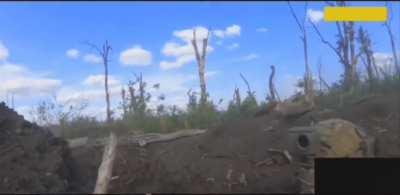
<box><xmin>288</xmin><ymin>1</ymin><xmax>314</xmax><ymax>106</ymax></box>
<box><xmin>233</xmin><ymin>86</ymin><xmax>241</xmax><ymax>107</ymax></box>
<box><xmin>311</xmin><ymin>2</ymin><xmax>361</xmax><ymax>92</ymax></box>
<box><xmin>121</xmin><ymin>88</ymin><xmax>128</xmax><ymax>118</ymax></box>
<box><xmin>86</xmin><ymin>41</ymin><xmax>112</xmax><ymax>123</ymax></box>
<box><xmin>317</xmin><ymin>59</ymin><xmax>330</xmax><ymax>92</ymax></box>
<box><xmin>192</xmin><ymin>29</ymin><xmax>210</xmax><ymax>106</ymax></box>
<box><xmin>94</xmin><ymin>132</ymin><xmax>118</xmax><ymax>194</ymax></box>
<box><xmin>384</xmin><ymin>2</ymin><xmax>400</xmax><ymax>74</ymax></box>
<box><xmin>358</xmin><ymin>27</ymin><xmax>378</xmax><ymax>89</ymax></box>
<box><xmin>268</xmin><ymin>65</ymin><xmax>278</xmax><ymax>102</ymax></box>
<box><xmin>104</xmin><ymin>52</ymin><xmax>111</xmax><ymax>123</ymax></box>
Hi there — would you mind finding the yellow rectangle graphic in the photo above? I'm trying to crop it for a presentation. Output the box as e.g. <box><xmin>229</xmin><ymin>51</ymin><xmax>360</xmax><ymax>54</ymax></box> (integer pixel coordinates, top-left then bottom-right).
<box><xmin>324</xmin><ymin>7</ymin><xmax>387</xmax><ymax>22</ymax></box>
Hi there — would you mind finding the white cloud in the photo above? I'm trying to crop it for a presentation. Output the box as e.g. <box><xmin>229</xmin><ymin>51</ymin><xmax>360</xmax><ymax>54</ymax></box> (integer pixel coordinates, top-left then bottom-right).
<box><xmin>57</xmin><ymin>85</ymin><xmax>121</xmax><ymax>104</ymax></box>
<box><xmin>0</xmin><ymin>41</ymin><xmax>10</xmax><ymax>61</ymax></box>
<box><xmin>160</xmin><ymin>55</ymin><xmax>195</xmax><ymax>70</ymax></box>
<box><xmin>239</xmin><ymin>53</ymin><xmax>260</xmax><ymax>61</ymax></box>
<box><xmin>205</xmin><ymin>70</ymin><xmax>219</xmax><ymax>78</ymax></box>
<box><xmin>173</xmin><ymin>26</ymin><xmax>211</xmax><ymax>42</ymax></box>
<box><xmin>373</xmin><ymin>52</ymin><xmax>399</xmax><ymax>75</ymax></box>
<box><xmin>160</xmin><ymin>26</ymin><xmax>214</xmax><ymax>70</ymax></box>
<box><xmin>0</xmin><ymin>63</ymin><xmax>27</xmax><ymax>79</ymax></box>
<box><xmin>145</xmin><ymin>73</ymin><xmax>198</xmax><ymax>109</ymax></box>
<box><xmin>0</xmin><ymin>63</ymin><xmax>61</xmax><ymax>97</ymax></box>
<box><xmin>307</xmin><ymin>9</ymin><xmax>324</xmax><ymax>24</ymax></box>
<box><xmin>374</xmin><ymin>52</ymin><xmax>394</xmax><ymax>68</ymax></box>
<box><xmin>66</xmin><ymin>49</ymin><xmax>80</xmax><ymax>59</ymax></box>
<box><xmin>213</xmin><ymin>24</ymin><xmax>241</xmax><ymax>38</ymax></box>
<box><xmin>15</xmin><ymin>106</ymin><xmax>34</xmax><ymax>122</ymax></box>
<box><xmin>83</xmin><ymin>74</ymin><xmax>121</xmax><ymax>87</ymax></box>
<box><xmin>119</xmin><ymin>45</ymin><xmax>152</xmax><ymax>66</ymax></box>
<box><xmin>279</xmin><ymin>74</ymin><xmax>303</xmax><ymax>99</ymax></box>
<box><xmin>2</xmin><ymin>78</ymin><xmax>61</xmax><ymax>96</ymax></box>
<box><xmin>227</xmin><ymin>43</ymin><xmax>240</xmax><ymax>50</ymax></box>
<box><xmin>83</xmin><ymin>54</ymin><xmax>102</xmax><ymax>64</ymax></box>
<box><xmin>256</xmin><ymin>27</ymin><xmax>268</xmax><ymax>33</ymax></box>
<box><xmin>226</xmin><ymin>25</ymin><xmax>241</xmax><ymax>36</ymax></box>
<box><xmin>162</xmin><ymin>42</ymin><xmax>195</xmax><ymax>57</ymax></box>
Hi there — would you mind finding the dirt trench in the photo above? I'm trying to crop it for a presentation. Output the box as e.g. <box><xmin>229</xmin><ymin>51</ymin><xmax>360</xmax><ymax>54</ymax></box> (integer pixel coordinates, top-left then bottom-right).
<box><xmin>0</xmin><ymin>102</ymin><xmax>79</xmax><ymax>193</ymax></box>
<box><xmin>0</xmin><ymin>92</ymin><xmax>399</xmax><ymax>193</ymax></box>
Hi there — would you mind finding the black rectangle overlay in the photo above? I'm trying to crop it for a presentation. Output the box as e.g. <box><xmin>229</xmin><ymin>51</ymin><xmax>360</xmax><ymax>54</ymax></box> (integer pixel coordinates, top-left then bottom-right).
<box><xmin>316</xmin><ymin>158</ymin><xmax>400</xmax><ymax>195</ymax></box>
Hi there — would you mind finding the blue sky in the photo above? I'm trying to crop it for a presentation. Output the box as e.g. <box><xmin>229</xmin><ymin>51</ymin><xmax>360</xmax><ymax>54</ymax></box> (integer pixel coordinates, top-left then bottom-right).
<box><xmin>0</xmin><ymin>1</ymin><xmax>398</xmax><ymax>121</ymax></box>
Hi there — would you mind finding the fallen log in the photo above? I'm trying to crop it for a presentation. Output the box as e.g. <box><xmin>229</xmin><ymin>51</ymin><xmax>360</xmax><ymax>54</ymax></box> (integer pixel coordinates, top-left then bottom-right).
<box><xmin>87</xmin><ymin>129</ymin><xmax>207</xmax><ymax>147</ymax></box>
<box><xmin>133</xmin><ymin>129</ymin><xmax>207</xmax><ymax>147</ymax></box>
<box><xmin>94</xmin><ymin>132</ymin><xmax>118</xmax><ymax>194</ymax></box>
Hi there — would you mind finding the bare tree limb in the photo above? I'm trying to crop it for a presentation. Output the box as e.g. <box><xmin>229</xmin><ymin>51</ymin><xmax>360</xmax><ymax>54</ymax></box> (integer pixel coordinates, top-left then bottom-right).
<box><xmin>239</xmin><ymin>73</ymin><xmax>253</xmax><ymax>96</ymax></box>
<box><xmin>287</xmin><ymin>1</ymin><xmax>305</xmax><ymax>34</ymax></box>
<box><xmin>317</xmin><ymin>58</ymin><xmax>331</xmax><ymax>91</ymax></box>
<box><xmin>310</xmin><ymin>21</ymin><xmax>346</xmax><ymax>65</ymax></box>
<box><xmin>268</xmin><ymin>65</ymin><xmax>277</xmax><ymax>101</ymax></box>
<box><xmin>383</xmin><ymin>1</ymin><xmax>400</xmax><ymax>74</ymax></box>
<box><xmin>288</xmin><ymin>1</ymin><xmax>314</xmax><ymax>106</ymax></box>
<box><xmin>192</xmin><ymin>30</ymin><xmax>202</xmax><ymax>65</ymax></box>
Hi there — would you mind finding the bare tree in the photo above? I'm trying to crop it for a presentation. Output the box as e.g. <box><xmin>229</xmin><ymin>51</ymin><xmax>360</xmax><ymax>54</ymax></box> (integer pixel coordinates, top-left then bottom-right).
<box><xmin>288</xmin><ymin>1</ymin><xmax>314</xmax><ymax>106</ymax></box>
<box><xmin>85</xmin><ymin>41</ymin><xmax>117</xmax><ymax>194</ymax></box>
<box><xmin>134</xmin><ymin>73</ymin><xmax>150</xmax><ymax>117</ymax></box>
<box><xmin>86</xmin><ymin>40</ymin><xmax>113</xmax><ymax>123</ymax></box>
<box><xmin>120</xmin><ymin>87</ymin><xmax>128</xmax><ymax>118</ymax></box>
<box><xmin>233</xmin><ymin>86</ymin><xmax>241</xmax><ymax>107</ymax></box>
<box><xmin>358</xmin><ymin>27</ymin><xmax>379</xmax><ymax>88</ymax></box>
<box><xmin>240</xmin><ymin>73</ymin><xmax>255</xmax><ymax>98</ymax></box>
<box><xmin>384</xmin><ymin>2</ymin><xmax>399</xmax><ymax>74</ymax></box>
<box><xmin>191</xmin><ymin>29</ymin><xmax>210</xmax><ymax>105</ymax></box>
<box><xmin>311</xmin><ymin>1</ymin><xmax>361</xmax><ymax>91</ymax></box>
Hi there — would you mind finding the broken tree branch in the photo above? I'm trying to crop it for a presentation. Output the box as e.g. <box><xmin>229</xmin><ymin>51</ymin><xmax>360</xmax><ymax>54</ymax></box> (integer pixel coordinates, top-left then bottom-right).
<box><xmin>83</xmin><ymin>129</ymin><xmax>208</xmax><ymax>148</ymax></box>
<box><xmin>94</xmin><ymin>132</ymin><xmax>118</xmax><ymax>194</ymax></box>
<box><xmin>383</xmin><ymin>2</ymin><xmax>400</xmax><ymax>74</ymax></box>
<box><xmin>239</xmin><ymin>73</ymin><xmax>253</xmax><ymax>96</ymax></box>
<box><xmin>310</xmin><ymin>21</ymin><xmax>346</xmax><ymax>65</ymax></box>
<box><xmin>268</xmin><ymin>65</ymin><xmax>277</xmax><ymax>101</ymax></box>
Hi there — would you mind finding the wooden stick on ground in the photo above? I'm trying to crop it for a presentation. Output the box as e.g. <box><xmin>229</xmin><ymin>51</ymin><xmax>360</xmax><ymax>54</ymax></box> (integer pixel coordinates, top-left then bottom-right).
<box><xmin>135</xmin><ymin>129</ymin><xmax>207</xmax><ymax>146</ymax></box>
<box><xmin>94</xmin><ymin>132</ymin><xmax>118</xmax><ymax>194</ymax></box>
<box><xmin>86</xmin><ymin>129</ymin><xmax>207</xmax><ymax>148</ymax></box>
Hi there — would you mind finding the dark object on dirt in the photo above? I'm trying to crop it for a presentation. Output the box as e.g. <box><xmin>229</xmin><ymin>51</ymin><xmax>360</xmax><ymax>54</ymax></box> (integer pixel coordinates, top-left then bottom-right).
<box><xmin>0</xmin><ymin>102</ymin><xmax>73</xmax><ymax>193</ymax></box>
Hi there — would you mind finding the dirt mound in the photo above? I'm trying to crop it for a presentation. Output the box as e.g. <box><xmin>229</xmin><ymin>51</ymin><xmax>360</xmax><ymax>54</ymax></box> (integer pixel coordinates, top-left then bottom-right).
<box><xmin>71</xmin><ymin>114</ymin><xmax>301</xmax><ymax>193</ymax></box>
<box><xmin>69</xmin><ymin>93</ymin><xmax>400</xmax><ymax>193</ymax></box>
<box><xmin>0</xmin><ymin>102</ymin><xmax>74</xmax><ymax>193</ymax></box>
<box><xmin>342</xmin><ymin>94</ymin><xmax>400</xmax><ymax>157</ymax></box>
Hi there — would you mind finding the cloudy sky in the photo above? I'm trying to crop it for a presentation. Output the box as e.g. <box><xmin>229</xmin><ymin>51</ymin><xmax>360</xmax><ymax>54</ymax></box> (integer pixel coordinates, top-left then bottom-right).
<box><xmin>0</xmin><ymin>2</ymin><xmax>398</xmax><ymax>121</ymax></box>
